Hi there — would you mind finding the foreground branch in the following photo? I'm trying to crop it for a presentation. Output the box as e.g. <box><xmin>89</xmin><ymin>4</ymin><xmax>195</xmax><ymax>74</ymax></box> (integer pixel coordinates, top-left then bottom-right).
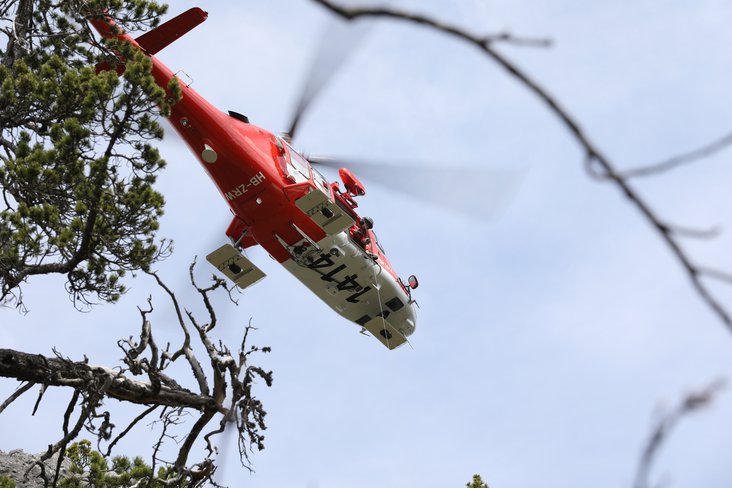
<box><xmin>622</xmin><ymin>130</ymin><xmax>732</xmax><ymax>179</ymax></box>
<box><xmin>634</xmin><ymin>380</ymin><xmax>725</xmax><ymax>488</ymax></box>
<box><xmin>0</xmin><ymin>349</ymin><xmax>216</xmax><ymax>410</ymax></box>
<box><xmin>312</xmin><ymin>0</ymin><xmax>732</xmax><ymax>333</ymax></box>
<box><xmin>0</xmin><ymin>265</ymin><xmax>272</xmax><ymax>487</ymax></box>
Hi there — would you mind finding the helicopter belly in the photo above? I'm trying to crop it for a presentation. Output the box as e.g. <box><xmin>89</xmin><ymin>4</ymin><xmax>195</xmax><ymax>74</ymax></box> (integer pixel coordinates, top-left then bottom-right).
<box><xmin>280</xmin><ymin>232</ymin><xmax>416</xmax><ymax>350</ymax></box>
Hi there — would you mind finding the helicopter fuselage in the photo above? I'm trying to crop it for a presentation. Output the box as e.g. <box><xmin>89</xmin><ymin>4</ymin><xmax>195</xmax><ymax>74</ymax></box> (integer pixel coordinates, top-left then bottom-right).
<box><xmin>91</xmin><ymin>8</ymin><xmax>416</xmax><ymax>349</ymax></box>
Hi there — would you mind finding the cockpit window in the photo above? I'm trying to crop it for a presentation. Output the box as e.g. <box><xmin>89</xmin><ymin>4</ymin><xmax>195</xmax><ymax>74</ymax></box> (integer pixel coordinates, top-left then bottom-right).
<box><xmin>286</xmin><ymin>144</ymin><xmax>311</xmax><ymax>180</ymax></box>
<box><xmin>312</xmin><ymin>167</ymin><xmax>330</xmax><ymax>193</ymax></box>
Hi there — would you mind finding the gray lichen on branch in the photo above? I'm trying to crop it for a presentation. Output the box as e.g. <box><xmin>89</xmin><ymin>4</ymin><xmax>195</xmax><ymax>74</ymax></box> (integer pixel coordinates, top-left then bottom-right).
<box><xmin>0</xmin><ymin>265</ymin><xmax>272</xmax><ymax>487</ymax></box>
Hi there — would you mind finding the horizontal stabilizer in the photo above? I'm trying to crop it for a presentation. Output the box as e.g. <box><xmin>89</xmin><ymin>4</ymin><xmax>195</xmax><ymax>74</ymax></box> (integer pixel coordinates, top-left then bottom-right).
<box><xmin>135</xmin><ymin>7</ymin><xmax>208</xmax><ymax>55</ymax></box>
<box><xmin>206</xmin><ymin>244</ymin><xmax>266</xmax><ymax>290</ymax></box>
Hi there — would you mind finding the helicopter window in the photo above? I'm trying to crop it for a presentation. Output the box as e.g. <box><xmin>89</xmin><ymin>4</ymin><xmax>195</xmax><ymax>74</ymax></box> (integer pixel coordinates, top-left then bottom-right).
<box><xmin>312</xmin><ymin>167</ymin><xmax>330</xmax><ymax>193</ymax></box>
<box><xmin>286</xmin><ymin>144</ymin><xmax>311</xmax><ymax>180</ymax></box>
<box><xmin>356</xmin><ymin>315</ymin><xmax>371</xmax><ymax>326</ymax></box>
<box><xmin>386</xmin><ymin>297</ymin><xmax>404</xmax><ymax>312</ymax></box>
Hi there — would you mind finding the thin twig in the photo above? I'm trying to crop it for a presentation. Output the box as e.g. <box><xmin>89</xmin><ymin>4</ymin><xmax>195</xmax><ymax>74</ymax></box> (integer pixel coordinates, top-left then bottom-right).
<box><xmin>662</xmin><ymin>223</ymin><xmax>720</xmax><ymax>240</ymax></box>
<box><xmin>0</xmin><ymin>265</ymin><xmax>270</xmax><ymax>484</ymax></box>
<box><xmin>482</xmin><ymin>32</ymin><xmax>552</xmax><ymax>48</ymax></box>
<box><xmin>699</xmin><ymin>267</ymin><xmax>732</xmax><ymax>286</ymax></box>
<box><xmin>146</xmin><ymin>269</ymin><xmax>210</xmax><ymax>396</ymax></box>
<box><xmin>31</xmin><ymin>383</ymin><xmax>46</xmax><ymax>416</ymax></box>
<box><xmin>623</xmin><ymin>130</ymin><xmax>732</xmax><ymax>179</ymax></box>
<box><xmin>53</xmin><ymin>390</ymin><xmax>81</xmax><ymax>487</ymax></box>
<box><xmin>0</xmin><ymin>381</ymin><xmax>34</xmax><ymax>414</ymax></box>
<box><xmin>27</xmin><ymin>396</ymin><xmax>90</xmax><ymax>480</ymax></box>
<box><xmin>634</xmin><ymin>379</ymin><xmax>726</xmax><ymax>488</ymax></box>
<box><xmin>105</xmin><ymin>404</ymin><xmax>159</xmax><ymax>457</ymax></box>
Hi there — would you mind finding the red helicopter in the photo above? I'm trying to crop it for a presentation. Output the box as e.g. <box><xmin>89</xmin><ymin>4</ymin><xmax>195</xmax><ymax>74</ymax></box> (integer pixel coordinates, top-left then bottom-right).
<box><xmin>91</xmin><ymin>7</ymin><xmax>419</xmax><ymax>350</ymax></box>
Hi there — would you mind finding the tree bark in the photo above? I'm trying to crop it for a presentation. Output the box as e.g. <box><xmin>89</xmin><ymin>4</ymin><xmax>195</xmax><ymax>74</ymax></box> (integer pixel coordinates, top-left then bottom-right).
<box><xmin>0</xmin><ymin>349</ymin><xmax>216</xmax><ymax>410</ymax></box>
<box><xmin>4</xmin><ymin>0</ymin><xmax>34</xmax><ymax>67</ymax></box>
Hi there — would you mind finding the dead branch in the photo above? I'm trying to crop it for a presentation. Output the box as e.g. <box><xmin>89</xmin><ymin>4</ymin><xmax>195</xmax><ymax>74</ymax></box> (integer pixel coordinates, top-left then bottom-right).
<box><xmin>622</xmin><ymin>130</ymin><xmax>732</xmax><ymax>179</ymax></box>
<box><xmin>312</xmin><ymin>0</ymin><xmax>732</xmax><ymax>334</ymax></box>
<box><xmin>660</xmin><ymin>223</ymin><xmax>720</xmax><ymax>240</ymax></box>
<box><xmin>105</xmin><ymin>404</ymin><xmax>159</xmax><ymax>457</ymax></box>
<box><xmin>44</xmin><ymin>390</ymin><xmax>85</xmax><ymax>486</ymax></box>
<box><xmin>634</xmin><ymin>379</ymin><xmax>726</xmax><ymax>488</ymax></box>
<box><xmin>146</xmin><ymin>269</ymin><xmax>210</xmax><ymax>396</ymax></box>
<box><xmin>0</xmin><ymin>349</ymin><xmax>217</xmax><ymax>409</ymax></box>
<box><xmin>0</xmin><ymin>263</ymin><xmax>272</xmax><ymax>486</ymax></box>
<box><xmin>0</xmin><ymin>380</ymin><xmax>34</xmax><ymax>414</ymax></box>
<box><xmin>699</xmin><ymin>267</ymin><xmax>732</xmax><ymax>286</ymax></box>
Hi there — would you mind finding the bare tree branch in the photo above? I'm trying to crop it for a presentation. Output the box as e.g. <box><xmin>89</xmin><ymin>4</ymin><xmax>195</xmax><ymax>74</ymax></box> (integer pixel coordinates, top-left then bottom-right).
<box><xmin>0</xmin><ymin>380</ymin><xmax>34</xmax><ymax>414</ymax></box>
<box><xmin>312</xmin><ymin>0</ymin><xmax>732</xmax><ymax>334</ymax></box>
<box><xmin>105</xmin><ymin>404</ymin><xmax>159</xmax><ymax>457</ymax></box>
<box><xmin>699</xmin><ymin>267</ymin><xmax>732</xmax><ymax>286</ymax></box>
<box><xmin>0</xmin><ymin>349</ymin><xmax>217</xmax><ymax>409</ymax></box>
<box><xmin>146</xmin><ymin>269</ymin><xmax>210</xmax><ymax>396</ymax></box>
<box><xmin>31</xmin><ymin>383</ymin><xmax>46</xmax><ymax>416</ymax></box>
<box><xmin>28</xmin><ymin>390</ymin><xmax>90</xmax><ymax>483</ymax></box>
<box><xmin>2</xmin><ymin>0</ymin><xmax>32</xmax><ymax>66</ymax></box>
<box><xmin>623</xmin><ymin>130</ymin><xmax>732</xmax><ymax>179</ymax></box>
<box><xmin>634</xmin><ymin>379</ymin><xmax>726</xmax><ymax>488</ymax></box>
<box><xmin>0</xmin><ymin>263</ymin><xmax>272</xmax><ymax>486</ymax></box>
<box><xmin>52</xmin><ymin>389</ymin><xmax>82</xmax><ymax>487</ymax></box>
<box><xmin>661</xmin><ymin>223</ymin><xmax>720</xmax><ymax>240</ymax></box>
<box><xmin>482</xmin><ymin>32</ymin><xmax>552</xmax><ymax>48</ymax></box>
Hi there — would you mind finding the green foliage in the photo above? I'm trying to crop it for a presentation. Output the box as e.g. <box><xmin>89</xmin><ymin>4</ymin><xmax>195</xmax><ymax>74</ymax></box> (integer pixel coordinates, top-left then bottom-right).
<box><xmin>466</xmin><ymin>474</ymin><xmax>490</xmax><ymax>488</ymax></box>
<box><xmin>0</xmin><ymin>475</ymin><xmax>15</xmax><ymax>488</ymax></box>
<box><xmin>0</xmin><ymin>0</ymin><xmax>178</xmax><ymax>307</ymax></box>
<box><xmin>59</xmin><ymin>440</ymin><xmax>188</xmax><ymax>487</ymax></box>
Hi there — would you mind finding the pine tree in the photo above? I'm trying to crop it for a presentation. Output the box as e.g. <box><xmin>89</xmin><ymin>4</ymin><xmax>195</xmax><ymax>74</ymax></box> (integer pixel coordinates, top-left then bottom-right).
<box><xmin>0</xmin><ymin>0</ymin><xmax>180</xmax><ymax>308</ymax></box>
<box><xmin>466</xmin><ymin>474</ymin><xmax>490</xmax><ymax>488</ymax></box>
<box><xmin>59</xmin><ymin>440</ymin><xmax>187</xmax><ymax>488</ymax></box>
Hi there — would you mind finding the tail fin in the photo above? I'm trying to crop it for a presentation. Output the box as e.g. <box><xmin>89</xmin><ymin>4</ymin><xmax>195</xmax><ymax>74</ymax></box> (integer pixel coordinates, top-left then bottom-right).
<box><xmin>135</xmin><ymin>7</ymin><xmax>208</xmax><ymax>55</ymax></box>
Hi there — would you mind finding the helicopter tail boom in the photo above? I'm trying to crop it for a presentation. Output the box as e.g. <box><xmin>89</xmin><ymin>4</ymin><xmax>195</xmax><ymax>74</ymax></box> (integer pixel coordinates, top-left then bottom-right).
<box><xmin>135</xmin><ymin>7</ymin><xmax>208</xmax><ymax>55</ymax></box>
<box><xmin>89</xmin><ymin>7</ymin><xmax>207</xmax><ymax>57</ymax></box>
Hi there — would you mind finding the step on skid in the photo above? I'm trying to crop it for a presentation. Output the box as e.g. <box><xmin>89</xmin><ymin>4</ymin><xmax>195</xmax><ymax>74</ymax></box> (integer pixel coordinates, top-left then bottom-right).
<box><xmin>295</xmin><ymin>188</ymin><xmax>355</xmax><ymax>236</ymax></box>
<box><xmin>361</xmin><ymin>315</ymin><xmax>408</xmax><ymax>350</ymax></box>
<box><xmin>206</xmin><ymin>243</ymin><xmax>266</xmax><ymax>289</ymax></box>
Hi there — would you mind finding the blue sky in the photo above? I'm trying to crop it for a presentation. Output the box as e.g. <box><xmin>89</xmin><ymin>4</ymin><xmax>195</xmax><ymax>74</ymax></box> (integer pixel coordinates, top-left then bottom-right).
<box><xmin>2</xmin><ymin>1</ymin><xmax>732</xmax><ymax>487</ymax></box>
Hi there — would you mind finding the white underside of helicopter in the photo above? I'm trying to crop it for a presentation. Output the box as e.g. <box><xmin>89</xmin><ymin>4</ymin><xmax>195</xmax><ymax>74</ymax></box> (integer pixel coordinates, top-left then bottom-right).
<box><xmin>280</xmin><ymin>231</ymin><xmax>416</xmax><ymax>350</ymax></box>
<box><xmin>206</xmin><ymin>232</ymin><xmax>416</xmax><ymax>350</ymax></box>
<box><xmin>207</xmin><ymin>179</ymin><xmax>416</xmax><ymax>349</ymax></box>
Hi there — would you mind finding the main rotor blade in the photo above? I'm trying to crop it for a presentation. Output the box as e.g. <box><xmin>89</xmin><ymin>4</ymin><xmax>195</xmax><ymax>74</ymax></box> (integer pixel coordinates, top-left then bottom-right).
<box><xmin>308</xmin><ymin>156</ymin><xmax>524</xmax><ymax>220</ymax></box>
<box><xmin>213</xmin><ymin>411</ymin><xmax>239</xmax><ymax>485</ymax></box>
<box><xmin>287</xmin><ymin>18</ymin><xmax>372</xmax><ymax>141</ymax></box>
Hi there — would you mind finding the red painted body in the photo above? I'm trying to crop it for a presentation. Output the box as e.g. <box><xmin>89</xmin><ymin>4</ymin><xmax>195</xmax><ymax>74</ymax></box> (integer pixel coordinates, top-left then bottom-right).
<box><xmin>90</xmin><ymin>9</ymin><xmax>417</xmax><ymax>349</ymax></box>
<box><xmin>93</xmin><ymin>12</ymin><xmax>322</xmax><ymax>263</ymax></box>
<box><xmin>94</xmin><ymin>12</ymin><xmax>340</xmax><ymax>261</ymax></box>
